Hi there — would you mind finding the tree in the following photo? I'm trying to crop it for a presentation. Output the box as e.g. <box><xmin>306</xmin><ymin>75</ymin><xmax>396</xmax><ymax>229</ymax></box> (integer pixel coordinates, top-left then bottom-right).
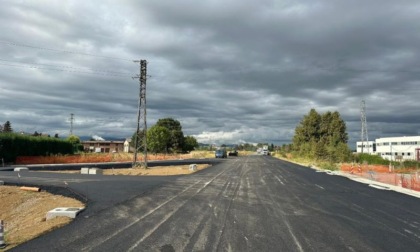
<box><xmin>3</xmin><ymin>121</ymin><xmax>13</xmax><ymax>133</ymax></box>
<box><xmin>54</xmin><ymin>133</ymin><xmax>59</xmax><ymax>138</ymax></box>
<box><xmin>66</xmin><ymin>135</ymin><xmax>82</xmax><ymax>153</ymax></box>
<box><xmin>0</xmin><ymin>124</ymin><xmax>3</xmax><ymax>133</ymax></box>
<box><xmin>147</xmin><ymin>125</ymin><xmax>170</xmax><ymax>153</ymax></box>
<box><xmin>183</xmin><ymin>136</ymin><xmax>199</xmax><ymax>152</ymax></box>
<box><xmin>156</xmin><ymin>118</ymin><xmax>185</xmax><ymax>152</ymax></box>
<box><xmin>292</xmin><ymin>109</ymin><xmax>321</xmax><ymax>154</ymax></box>
<box><xmin>292</xmin><ymin>109</ymin><xmax>350</xmax><ymax>162</ymax></box>
<box><xmin>67</xmin><ymin>135</ymin><xmax>81</xmax><ymax>145</ymax></box>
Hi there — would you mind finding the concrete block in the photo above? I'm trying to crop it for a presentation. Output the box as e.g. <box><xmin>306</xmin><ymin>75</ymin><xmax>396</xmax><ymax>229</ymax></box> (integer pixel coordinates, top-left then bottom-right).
<box><xmin>14</xmin><ymin>167</ymin><xmax>29</xmax><ymax>172</ymax></box>
<box><xmin>88</xmin><ymin>168</ymin><xmax>103</xmax><ymax>175</ymax></box>
<box><xmin>189</xmin><ymin>164</ymin><xmax>197</xmax><ymax>171</ymax></box>
<box><xmin>80</xmin><ymin>167</ymin><xmax>90</xmax><ymax>174</ymax></box>
<box><xmin>46</xmin><ymin>207</ymin><xmax>84</xmax><ymax>220</ymax></box>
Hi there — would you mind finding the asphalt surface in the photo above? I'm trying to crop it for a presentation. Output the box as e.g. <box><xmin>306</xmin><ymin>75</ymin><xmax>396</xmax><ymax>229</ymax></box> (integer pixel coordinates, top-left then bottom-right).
<box><xmin>2</xmin><ymin>156</ymin><xmax>420</xmax><ymax>251</ymax></box>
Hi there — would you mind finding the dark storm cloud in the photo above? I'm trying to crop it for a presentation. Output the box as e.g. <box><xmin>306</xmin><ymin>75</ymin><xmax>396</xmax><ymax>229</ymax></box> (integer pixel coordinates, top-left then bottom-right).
<box><xmin>1</xmin><ymin>0</ymin><xmax>420</xmax><ymax>147</ymax></box>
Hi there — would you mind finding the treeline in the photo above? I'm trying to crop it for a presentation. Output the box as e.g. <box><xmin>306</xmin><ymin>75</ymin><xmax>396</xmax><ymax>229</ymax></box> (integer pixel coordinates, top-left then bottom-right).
<box><xmin>290</xmin><ymin>109</ymin><xmax>351</xmax><ymax>163</ymax></box>
<box><xmin>0</xmin><ymin>133</ymin><xmax>75</xmax><ymax>162</ymax></box>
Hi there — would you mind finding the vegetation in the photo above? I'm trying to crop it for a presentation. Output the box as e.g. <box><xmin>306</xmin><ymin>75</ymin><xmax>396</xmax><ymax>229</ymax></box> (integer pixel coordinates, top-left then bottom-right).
<box><xmin>0</xmin><ymin>133</ymin><xmax>74</xmax><ymax>162</ymax></box>
<box><xmin>132</xmin><ymin>118</ymin><xmax>199</xmax><ymax>154</ymax></box>
<box><xmin>156</xmin><ymin>118</ymin><xmax>185</xmax><ymax>152</ymax></box>
<box><xmin>353</xmin><ymin>153</ymin><xmax>390</xmax><ymax>165</ymax></box>
<box><xmin>353</xmin><ymin>153</ymin><xmax>420</xmax><ymax>170</ymax></box>
<box><xmin>2</xmin><ymin>121</ymin><xmax>13</xmax><ymax>133</ymax></box>
<box><xmin>147</xmin><ymin>125</ymin><xmax>171</xmax><ymax>153</ymax></box>
<box><xmin>183</xmin><ymin>135</ymin><xmax>199</xmax><ymax>152</ymax></box>
<box><xmin>290</xmin><ymin>109</ymin><xmax>351</xmax><ymax>165</ymax></box>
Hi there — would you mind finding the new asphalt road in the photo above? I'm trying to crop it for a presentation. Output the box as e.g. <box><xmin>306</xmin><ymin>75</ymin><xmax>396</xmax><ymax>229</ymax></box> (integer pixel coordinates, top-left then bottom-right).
<box><xmin>2</xmin><ymin>156</ymin><xmax>420</xmax><ymax>251</ymax></box>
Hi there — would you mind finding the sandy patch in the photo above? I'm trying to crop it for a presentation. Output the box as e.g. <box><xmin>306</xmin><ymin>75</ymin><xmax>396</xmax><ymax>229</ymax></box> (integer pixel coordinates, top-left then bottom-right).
<box><xmin>0</xmin><ymin>186</ymin><xmax>84</xmax><ymax>251</ymax></box>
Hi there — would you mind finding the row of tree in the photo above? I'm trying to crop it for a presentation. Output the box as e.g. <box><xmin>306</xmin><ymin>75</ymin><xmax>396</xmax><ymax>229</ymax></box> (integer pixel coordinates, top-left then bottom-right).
<box><xmin>132</xmin><ymin>118</ymin><xmax>199</xmax><ymax>153</ymax></box>
<box><xmin>292</xmin><ymin>109</ymin><xmax>351</xmax><ymax>162</ymax></box>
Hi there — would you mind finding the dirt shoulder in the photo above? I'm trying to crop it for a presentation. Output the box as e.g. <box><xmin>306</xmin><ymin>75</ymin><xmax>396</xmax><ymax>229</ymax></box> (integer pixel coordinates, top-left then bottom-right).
<box><xmin>35</xmin><ymin>164</ymin><xmax>210</xmax><ymax>176</ymax></box>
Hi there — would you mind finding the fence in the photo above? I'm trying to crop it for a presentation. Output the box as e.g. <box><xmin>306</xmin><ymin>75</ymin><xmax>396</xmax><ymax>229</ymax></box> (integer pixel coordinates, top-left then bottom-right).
<box><xmin>341</xmin><ymin>163</ymin><xmax>420</xmax><ymax>192</ymax></box>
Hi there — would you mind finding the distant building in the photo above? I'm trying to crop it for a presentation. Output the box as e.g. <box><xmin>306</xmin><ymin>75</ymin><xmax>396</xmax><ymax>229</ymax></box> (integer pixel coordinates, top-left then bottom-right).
<box><xmin>356</xmin><ymin>141</ymin><xmax>376</xmax><ymax>154</ymax></box>
<box><xmin>375</xmin><ymin>136</ymin><xmax>420</xmax><ymax>161</ymax></box>
<box><xmin>124</xmin><ymin>138</ymin><xmax>134</xmax><ymax>153</ymax></box>
<box><xmin>82</xmin><ymin>140</ymin><xmax>124</xmax><ymax>153</ymax></box>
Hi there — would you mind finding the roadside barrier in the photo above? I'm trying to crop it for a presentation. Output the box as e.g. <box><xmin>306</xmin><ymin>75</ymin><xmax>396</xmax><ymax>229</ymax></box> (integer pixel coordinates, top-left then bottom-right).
<box><xmin>341</xmin><ymin>164</ymin><xmax>420</xmax><ymax>192</ymax></box>
<box><xmin>0</xmin><ymin>220</ymin><xmax>6</xmax><ymax>249</ymax></box>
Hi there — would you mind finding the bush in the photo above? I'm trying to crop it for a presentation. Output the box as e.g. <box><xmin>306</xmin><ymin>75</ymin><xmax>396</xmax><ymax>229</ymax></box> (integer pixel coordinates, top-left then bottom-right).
<box><xmin>353</xmin><ymin>153</ymin><xmax>389</xmax><ymax>165</ymax></box>
<box><xmin>401</xmin><ymin>160</ymin><xmax>420</xmax><ymax>169</ymax></box>
<box><xmin>319</xmin><ymin>162</ymin><xmax>339</xmax><ymax>171</ymax></box>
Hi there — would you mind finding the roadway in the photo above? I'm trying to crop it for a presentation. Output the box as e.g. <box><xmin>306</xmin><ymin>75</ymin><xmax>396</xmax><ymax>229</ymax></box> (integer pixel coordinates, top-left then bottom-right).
<box><xmin>2</xmin><ymin>155</ymin><xmax>420</xmax><ymax>251</ymax></box>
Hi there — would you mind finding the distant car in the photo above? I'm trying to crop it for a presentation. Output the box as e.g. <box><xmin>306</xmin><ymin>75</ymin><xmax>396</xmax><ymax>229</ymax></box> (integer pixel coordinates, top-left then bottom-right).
<box><xmin>262</xmin><ymin>150</ymin><xmax>270</xmax><ymax>156</ymax></box>
<box><xmin>215</xmin><ymin>149</ymin><xmax>227</xmax><ymax>158</ymax></box>
<box><xmin>228</xmin><ymin>150</ymin><xmax>238</xmax><ymax>156</ymax></box>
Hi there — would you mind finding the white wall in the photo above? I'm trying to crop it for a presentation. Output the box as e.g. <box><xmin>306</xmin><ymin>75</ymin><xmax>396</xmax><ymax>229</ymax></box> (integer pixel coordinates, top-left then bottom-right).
<box><xmin>356</xmin><ymin>141</ymin><xmax>375</xmax><ymax>154</ymax></box>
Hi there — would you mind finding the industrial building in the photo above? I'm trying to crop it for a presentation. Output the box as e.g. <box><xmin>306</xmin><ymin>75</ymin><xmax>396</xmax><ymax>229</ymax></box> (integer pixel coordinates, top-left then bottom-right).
<box><xmin>357</xmin><ymin>136</ymin><xmax>420</xmax><ymax>161</ymax></box>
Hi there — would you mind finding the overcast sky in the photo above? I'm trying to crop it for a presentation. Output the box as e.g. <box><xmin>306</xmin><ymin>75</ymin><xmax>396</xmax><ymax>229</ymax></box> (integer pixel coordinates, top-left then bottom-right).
<box><xmin>1</xmin><ymin>0</ymin><xmax>420</xmax><ymax>147</ymax></box>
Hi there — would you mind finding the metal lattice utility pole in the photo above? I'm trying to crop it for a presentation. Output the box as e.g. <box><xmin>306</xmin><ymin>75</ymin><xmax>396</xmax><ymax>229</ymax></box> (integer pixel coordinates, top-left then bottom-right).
<box><xmin>360</xmin><ymin>100</ymin><xmax>369</xmax><ymax>154</ymax></box>
<box><xmin>70</xmin><ymin>113</ymin><xmax>74</xmax><ymax>135</ymax></box>
<box><xmin>133</xmin><ymin>60</ymin><xmax>148</xmax><ymax>168</ymax></box>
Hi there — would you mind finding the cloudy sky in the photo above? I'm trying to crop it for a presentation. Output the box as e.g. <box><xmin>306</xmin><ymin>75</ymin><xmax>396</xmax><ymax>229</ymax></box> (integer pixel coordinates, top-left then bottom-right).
<box><xmin>1</xmin><ymin>0</ymin><xmax>420</xmax><ymax>147</ymax></box>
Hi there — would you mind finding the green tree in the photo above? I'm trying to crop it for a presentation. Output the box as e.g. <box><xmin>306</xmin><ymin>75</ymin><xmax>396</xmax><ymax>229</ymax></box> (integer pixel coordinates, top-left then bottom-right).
<box><xmin>147</xmin><ymin>125</ymin><xmax>170</xmax><ymax>153</ymax></box>
<box><xmin>156</xmin><ymin>118</ymin><xmax>184</xmax><ymax>152</ymax></box>
<box><xmin>3</xmin><ymin>121</ymin><xmax>13</xmax><ymax>133</ymax></box>
<box><xmin>67</xmin><ymin>135</ymin><xmax>83</xmax><ymax>152</ymax></box>
<box><xmin>292</xmin><ymin>109</ymin><xmax>350</xmax><ymax>162</ymax></box>
<box><xmin>183</xmin><ymin>136</ymin><xmax>199</xmax><ymax>152</ymax></box>
<box><xmin>67</xmin><ymin>135</ymin><xmax>81</xmax><ymax>144</ymax></box>
<box><xmin>292</xmin><ymin>109</ymin><xmax>321</xmax><ymax>154</ymax></box>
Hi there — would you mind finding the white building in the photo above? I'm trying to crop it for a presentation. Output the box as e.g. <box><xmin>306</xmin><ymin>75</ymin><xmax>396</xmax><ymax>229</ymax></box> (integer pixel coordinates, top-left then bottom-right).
<box><xmin>356</xmin><ymin>141</ymin><xmax>376</xmax><ymax>154</ymax></box>
<box><xmin>375</xmin><ymin>136</ymin><xmax>420</xmax><ymax>161</ymax></box>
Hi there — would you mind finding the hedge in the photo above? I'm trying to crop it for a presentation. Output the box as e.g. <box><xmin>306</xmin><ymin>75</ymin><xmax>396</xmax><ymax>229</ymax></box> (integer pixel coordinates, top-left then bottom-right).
<box><xmin>0</xmin><ymin>133</ymin><xmax>74</xmax><ymax>162</ymax></box>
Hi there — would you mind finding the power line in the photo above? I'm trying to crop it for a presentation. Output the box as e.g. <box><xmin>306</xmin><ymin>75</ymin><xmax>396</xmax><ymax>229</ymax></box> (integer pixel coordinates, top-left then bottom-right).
<box><xmin>0</xmin><ymin>62</ymin><xmax>131</xmax><ymax>77</ymax></box>
<box><xmin>0</xmin><ymin>40</ymin><xmax>132</xmax><ymax>61</ymax></box>
<box><xmin>0</xmin><ymin>58</ymin><xmax>132</xmax><ymax>76</ymax></box>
